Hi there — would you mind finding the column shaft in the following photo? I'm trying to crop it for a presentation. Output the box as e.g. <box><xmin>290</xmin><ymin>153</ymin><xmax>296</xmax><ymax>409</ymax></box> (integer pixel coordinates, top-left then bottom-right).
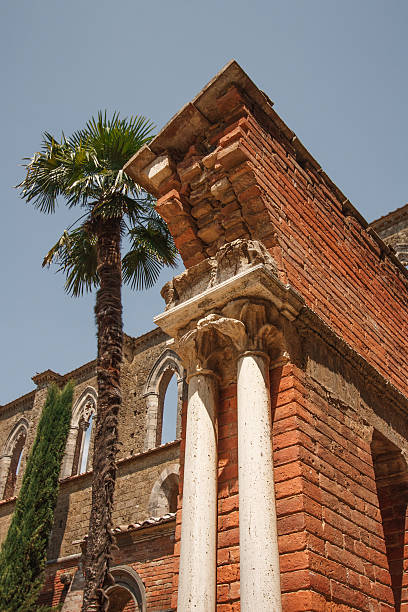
<box><xmin>177</xmin><ymin>372</ymin><xmax>218</xmax><ymax>611</ymax></box>
<box><xmin>60</xmin><ymin>426</ymin><xmax>79</xmax><ymax>479</ymax></box>
<box><xmin>144</xmin><ymin>393</ymin><xmax>160</xmax><ymax>450</ymax></box>
<box><xmin>237</xmin><ymin>353</ymin><xmax>282</xmax><ymax>611</ymax></box>
<box><xmin>0</xmin><ymin>455</ymin><xmax>12</xmax><ymax>498</ymax></box>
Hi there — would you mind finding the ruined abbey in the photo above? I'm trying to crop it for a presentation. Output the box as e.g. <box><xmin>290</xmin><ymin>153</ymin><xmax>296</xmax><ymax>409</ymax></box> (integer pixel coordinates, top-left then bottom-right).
<box><xmin>1</xmin><ymin>61</ymin><xmax>408</xmax><ymax>610</ymax></box>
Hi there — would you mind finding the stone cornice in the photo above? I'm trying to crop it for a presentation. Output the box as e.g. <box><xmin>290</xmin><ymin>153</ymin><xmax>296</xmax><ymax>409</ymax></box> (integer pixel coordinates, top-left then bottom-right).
<box><xmin>0</xmin><ymin>390</ymin><xmax>35</xmax><ymax>415</ymax></box>
<box><xmin>59</xmin><ymin>439</ymin><xmax>180</xmax><ymax>485</ymax></box>
<box><xmin>61</xmin><ymin>360</ymin><xmax>96</xmax><ymax>385</ymax></box>
<box><xmin>369</xmin><ymin>202</ymin><xmax>408</xmax><ymax>234</ymax></box>
<box><xmin>0</xmin><ymin>495</ymin><xmax>16</xmax><ymax>508</ymax></box>
<box><xmin>123</xmin><ymin>60</ymin><xmax>274</xmax><ymax>194</ymax></box>
<box><xmin>72</xmin><ymin>513</ymin><xmax>176</xmax><ymax>549</ymax></box>
<box><xmin>155</xmin><ymin>263</ymin><xmax>304</xmax><ymax>338</ymax></box>
<box><xmin>154</xmin><ymin>238</ymin><xmax>408</xmax><ymax>414</ymax></box>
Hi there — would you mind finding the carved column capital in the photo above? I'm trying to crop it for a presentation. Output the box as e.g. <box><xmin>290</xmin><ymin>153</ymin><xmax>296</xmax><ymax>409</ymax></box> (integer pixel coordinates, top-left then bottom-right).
<box><xmin>221</xmin><ymin>298</ymin><xmax>288</xmax><ymax>367</ymax></box>
<box><xmin>176</xmin><ymin>313</ymin><xmax>246</xmax><ymax>384</ymax></box>
<box><xmin>176</xmin><ymin>298</ymin><xmax>287</xmax><ymax>384</ymax></box>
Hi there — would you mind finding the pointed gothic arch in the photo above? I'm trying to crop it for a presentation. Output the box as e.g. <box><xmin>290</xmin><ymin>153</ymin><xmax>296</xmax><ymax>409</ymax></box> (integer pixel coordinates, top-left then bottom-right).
<box><xmin>0</xmin><ymin>417</ymin><xmax>29</xmax><ymax>499</ymax></box>
<box><xmin>143</xmin><ymin>349</ymin><xmax>185</xmax><ymax>450</ymax></box>
<box><xmin>60</xmin><ymin>387</ymin><xmax>97</xmax><ymax>479</ymax></box>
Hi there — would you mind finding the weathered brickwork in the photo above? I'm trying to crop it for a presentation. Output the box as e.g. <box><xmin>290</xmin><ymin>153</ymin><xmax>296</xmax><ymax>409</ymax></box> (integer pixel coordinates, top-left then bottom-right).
<box><xmin>125</xmin><ymin>65</ymin><xmax>408</xmax><ymax>401</ymax></box>
<box><xmin>272</xmin><ymin>362</ymin><xmax>394</xmax><ymax>609</ymax></box>
<box><xmin>123</xmin><ymin>61</ymin><xmax>408</xmax><ymax>610</ymax></box>
<box><xmin>47</xmin><ymin>442</ymin><xmax>179</xmax><ymax>560</ymax></box>
<box><xmin>40</xmin><ymin>523</ymin><xmax>176</xmax><ymax>611</ymax></box>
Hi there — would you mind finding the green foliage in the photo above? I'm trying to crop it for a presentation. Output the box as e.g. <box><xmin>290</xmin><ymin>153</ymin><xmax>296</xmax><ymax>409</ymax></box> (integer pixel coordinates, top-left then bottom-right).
<box><xmin>0</xmin><ymin>383</ymin><xmax>74</xmax><ymax>612</ymax></box>
<box><xmin>18</xmin><ymin>111</ymin><xmax>178</xmax><ymax>295</ymax></box>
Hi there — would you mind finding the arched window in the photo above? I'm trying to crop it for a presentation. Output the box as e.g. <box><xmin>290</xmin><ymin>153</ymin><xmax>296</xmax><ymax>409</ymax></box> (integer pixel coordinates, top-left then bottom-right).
<box><xmin>106</xmin><ymin>566</ymin><xmax>146</xmax><ymax>612</ymax></box>
<box><xmin>148</xmin><ymin>464</ymin><xmax>179</xmax><ymax>518</ymax></box>
<box><xmin>143</xmin><ymin>350</ymin><xmax>185</xmax><ymax>451</ymax></box>
<box><xmin>0</xmin><ymin>418</ymin><xmax>29</xmax><ymax>500</ymax></box>
<box><xmin>73</xmin><ymin>409</ymin><xmax>94</xmax><ymax>475</ymax></box>
<box><xmin>60</xmin><ymin>387</ymin><xmax>97</xmax><ymax>479</ymax></box>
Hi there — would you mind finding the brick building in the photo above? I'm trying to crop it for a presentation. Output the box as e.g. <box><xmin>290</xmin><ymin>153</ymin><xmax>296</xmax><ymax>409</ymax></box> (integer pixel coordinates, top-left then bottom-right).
<box><xmin>1</xmin><ymin>61</ymin><xmax>408</xmax><ymax>610</ymax></box>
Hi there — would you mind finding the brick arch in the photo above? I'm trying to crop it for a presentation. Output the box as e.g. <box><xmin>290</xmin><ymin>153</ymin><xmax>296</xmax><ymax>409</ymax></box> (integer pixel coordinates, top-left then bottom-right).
<box><xmin>106</xmin><ymin>565</ymin><xmax>146</xmax><ymax>612</ymax></box>
<box><xmin>143</xmin><ymin>350</ymin><xmax>185</xmax><ymax>450</ymax></box>
<box><xmin>148</xmin><ymin>464</ymin><xmax>180</xmax><ymax>518</ymax></box>
<box><xmin>0</xmin><ymin>417</ymin><xmax>29</xmax><ymax>499</ymax></box>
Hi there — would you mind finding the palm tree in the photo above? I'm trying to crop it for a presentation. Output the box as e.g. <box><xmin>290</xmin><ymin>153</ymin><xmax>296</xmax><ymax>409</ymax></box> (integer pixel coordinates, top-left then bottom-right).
<box><xmin>18</xmin><ymin>112</ymin><xmax>177</xmax><ymax>611</ymax></box>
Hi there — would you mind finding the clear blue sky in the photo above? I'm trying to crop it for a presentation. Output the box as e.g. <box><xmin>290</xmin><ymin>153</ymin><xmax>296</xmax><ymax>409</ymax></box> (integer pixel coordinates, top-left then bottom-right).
<box><xmin>1</xmin><ymin>0</ymin><xmax>407</xmax><ymax>405</ymax></box>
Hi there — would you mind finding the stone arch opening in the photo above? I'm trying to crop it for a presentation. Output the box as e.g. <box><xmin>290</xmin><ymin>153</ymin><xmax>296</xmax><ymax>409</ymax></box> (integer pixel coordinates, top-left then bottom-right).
<box><xmin>143</xmin><ymin>349</ymin><xmax>185</xmax><ymax>450</ymax></box>
<box><xmin>106</xmin><ymin>566</ymin><xmax>146</xmax><ymax>612</ymax></box>
<box><xmin>0</xmin><ymin>418</ymin><xmax>29</xmax><ymax>499</ymax></box>
<box><xmin>161</xmin><ymin>372</ymin><xmax>178</xmax><ymax>445</ymax></box>
<box><xmin>148</xmin><ymin>464</ymin><xmax>180</xmax><ymax>517</ymax></box>
<box><xmin>60</xmin><ymin>387</ymin><xmax>97</xmax><ymax>479</ymax></box>
<box><xmin>371</xmin><ymin>430</ymin><xmax>408</xmax><ymax>610</ymax></box>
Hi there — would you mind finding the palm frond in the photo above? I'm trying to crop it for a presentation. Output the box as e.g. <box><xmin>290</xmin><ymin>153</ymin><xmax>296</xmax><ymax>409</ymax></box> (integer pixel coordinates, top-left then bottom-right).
<box><xmin>18</xmin><ymin>111</ymin><xmax>181</xmax><ymax>298</ymax></box>
<box><xmin>42</xmin><ymin>230</ymin><xmax>72</xmax><ymax>267</ymax></box>
<box><xmin>122</xmin><ymin>245</ymin><xmax>164</xmax><ymax>290</ymax></box>
<box><xmin>122</xmin><ymin>221</ymin><xmax>178</xmax><ymax>290</ymax></box>
<box><xmin>18</xmin><ymin>112</ymin><xmax>155</xmax><ymax>215</ymax></box>
<box><xmin>127</xmin><ymin>224</ymin><xmax>178</xmax><ymax>266</ymax></box>
<box><xmin>43</xmin><ymin>226</ymin><xmax>98</xmax><ymax>297</ymax></box>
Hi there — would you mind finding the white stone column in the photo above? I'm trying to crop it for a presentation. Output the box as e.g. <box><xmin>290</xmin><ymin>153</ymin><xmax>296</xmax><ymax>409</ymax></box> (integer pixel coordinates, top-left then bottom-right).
<box><xmin>144</xmin><ymin>392</ymin><xmax>160</xmax><ymax>450</ymax></box>
<box><xmin>0</xmin><ymin>455</ymin><xmax>12</xmax><ymax>498</ymax></box>
<box><xmin>237</xmin><ymin>351</ymin><xmax>282</xmax><ymax>611</ymax></box>
<box><xmin>176</xmin><ymin>376</ymin><xmax>184</xmax><ymax>439</ymax></box>
<box><xmin>177</xmin><ymin>370</ymin><xmax>218</xmax><ymax>612</ymax></box>
<box><xmin>60</xmin><ymin>425</ymin><xmax>79</xmax><ymax>479</ymax></box>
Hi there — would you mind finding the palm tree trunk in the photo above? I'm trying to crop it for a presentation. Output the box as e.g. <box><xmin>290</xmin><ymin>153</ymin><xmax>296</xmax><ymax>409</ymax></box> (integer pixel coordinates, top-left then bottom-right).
<box><xmin>82</xmin><ymin>217</ymin><xmax>122</xmax><ymax>612</ymax></box>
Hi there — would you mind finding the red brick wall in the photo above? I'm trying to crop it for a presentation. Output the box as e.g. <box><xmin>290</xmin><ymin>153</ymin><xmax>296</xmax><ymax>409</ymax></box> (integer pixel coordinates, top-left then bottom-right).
<box><xmin>39</xmin><ymin>530</ymin><xmax>175</xmax><ymax>611</ymax></box>
<box><xmin>156</xmin><ymin>85</ymin><xmax>408</xmax><ymax>398</ymax></box>
<box><xmin>171</xmin><ymin>360</ymin><xmax>403</xmax><ymax>610</ymax></box>
<box><xmin>122</xmin><ymin>536</ymin><xmax>175</xmax><ymax>611</ymax></box>
<box><xmin>243</xmin><ymin>99</ymin><xmax>408</xmax><ymax>398</ymax></box>
<box><xmin>39</xmin><ymin>563</ymin><xmax>79</xmax><ymax>608</ymax></box>
<box><xmin>217</xmin><ymin>384</ymin><xmax>240</xmax><ymax>611</ymax></box>
<box><xmin>272</xmin><ymin>362</ymin><xmax>396</xmax><ymax>610</ymax></box>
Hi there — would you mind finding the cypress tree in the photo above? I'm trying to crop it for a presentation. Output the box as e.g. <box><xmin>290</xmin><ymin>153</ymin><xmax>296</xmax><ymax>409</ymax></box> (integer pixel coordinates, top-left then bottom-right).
<box><xmin>0</xmin><ymin>382</ymin><xmax>74</xmax><ymax>611</ymax></box>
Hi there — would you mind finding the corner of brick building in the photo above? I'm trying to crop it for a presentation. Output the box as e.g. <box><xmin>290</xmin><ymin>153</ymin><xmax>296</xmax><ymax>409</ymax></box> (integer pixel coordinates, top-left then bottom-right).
<box><xmin>102</xmin><ymin>62</ymin><xmax>408</xmax><ymax>610</ymax></box>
